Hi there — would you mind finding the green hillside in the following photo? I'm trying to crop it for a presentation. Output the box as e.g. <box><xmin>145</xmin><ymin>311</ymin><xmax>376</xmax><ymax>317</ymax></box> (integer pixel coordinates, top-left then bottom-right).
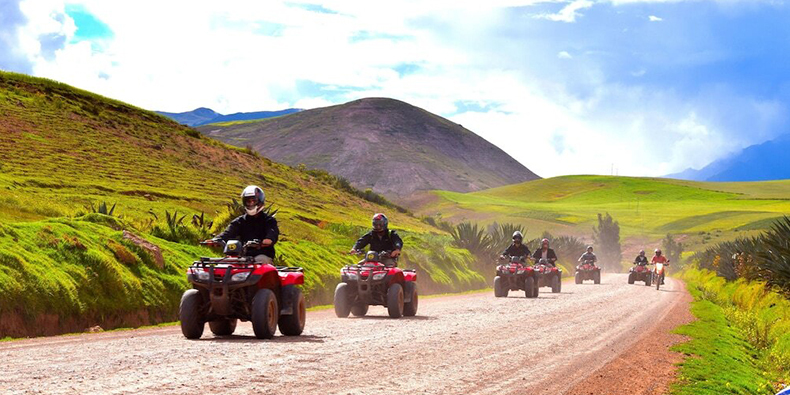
<box><xmin>415</xmin><ymin>175</ymin><xmax>790</xmax><ymax>251</ymax></box>
<box><xmin>0</xmin><ymin>71</ymin><xmax>485</xmax><ymax>337</ymax></box>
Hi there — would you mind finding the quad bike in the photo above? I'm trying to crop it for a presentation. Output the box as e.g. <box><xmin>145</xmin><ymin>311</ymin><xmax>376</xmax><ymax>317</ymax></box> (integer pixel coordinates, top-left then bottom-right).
<box><xmin>574</xmin><ymin>259</ymin><xmax>601</xmax><ymax>284</ymax></box>
<box><xmin>654</xmin><ymin>261</ymin><xmax>669</xmax><ymax>290</ymax></box>
<box><xmin>628</xmin><ymin>264</ymin><xmax>652</xmax><ymax>286</ymax></box>
<box><xmin>532</xmin><ymin>258</ymin><xmax>562</xmax><ymax>296</ymax></box>
<box><xmin>494</xmin><ymin>255</ymin><xmax>536</xmax><ymax>298</ymax></box>
<box><xmin>334</xmin><ymin>250</ymin><xmax>418</xmax><ymax>318</ymax></box>
<box><xmin>180</xmin><ymin>239</ymin><xmax>306</xmax><ymax>340</ymax></box>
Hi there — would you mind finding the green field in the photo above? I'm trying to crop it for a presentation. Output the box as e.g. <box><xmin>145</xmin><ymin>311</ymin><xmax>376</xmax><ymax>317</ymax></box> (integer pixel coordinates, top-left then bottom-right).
<box><xmin>416</xmin><ymin>175</ymin><xmax>790</xmax><ymax>252</ymax></box>
<box><xmin>0</xmin><ymin>71</ymin><xmax>485</xmax><ymax>337</ymax></box>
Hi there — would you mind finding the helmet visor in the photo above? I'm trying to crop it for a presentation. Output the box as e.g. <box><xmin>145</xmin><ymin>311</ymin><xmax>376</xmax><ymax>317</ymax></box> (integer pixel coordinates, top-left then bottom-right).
<box><xmin>372</xmin><ymin>219</ymin><xmax>386</xmax><ymax>232</ymax></box>
<box><xmin>243</xmin><ymin>196</ymin><xmax>259</xmax><ymax>209</ymax></box>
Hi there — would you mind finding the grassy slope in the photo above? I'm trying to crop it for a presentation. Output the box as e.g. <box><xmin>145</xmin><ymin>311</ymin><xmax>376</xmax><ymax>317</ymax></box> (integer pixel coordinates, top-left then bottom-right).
<box><xmin>671</xmin><ymin>269</ymin><xmax>790</xmax><ymax>394</ymax></box>
<box><xmin>0</xmin><ymin>71</ymin><xmax>485</xmax><ymax>336</ymax></box>
<box><xmin>416</xmin><ymin>175</ymin><xmax>790</xmax><ymax>251</ymax></box>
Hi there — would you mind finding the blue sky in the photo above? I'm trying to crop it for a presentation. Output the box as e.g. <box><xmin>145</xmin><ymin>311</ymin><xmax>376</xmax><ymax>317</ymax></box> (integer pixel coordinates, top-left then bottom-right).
<box><xmin>1</xmin><ymin>0</ymin><xmax>789</xmax><ymax>177</ymax></box>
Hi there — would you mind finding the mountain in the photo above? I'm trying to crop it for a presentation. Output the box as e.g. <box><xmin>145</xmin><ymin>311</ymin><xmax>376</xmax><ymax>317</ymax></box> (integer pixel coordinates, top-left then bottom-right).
<box><xmin>0</xmin><ymin>71</ymin><xmax>484</xmax><ymax>337</ymax></box>
<box><xmin>156</xmin><ymin>107</ymin><xmax>300</xmax><ymax>127</ymax></box>
<box><xmin>666</xmin><ymin>134</ymin><xmax>790</xmax><ymax>182</ymax></box>
<box><xmin>197</xmin><ymin>98</ymin><xmax>539</xmax><ymax>199</ymax></box>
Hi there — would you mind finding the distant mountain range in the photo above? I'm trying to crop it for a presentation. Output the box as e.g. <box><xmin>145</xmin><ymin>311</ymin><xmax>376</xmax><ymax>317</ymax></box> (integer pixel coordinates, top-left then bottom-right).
<box><xmin>156</xmin><ymin>107</ymin><xmax>301</xmax><ymax>127</ymax></box>
<box><xmin>197</xmin><ymin>97</ymin><xmax>539</xmax><ymax>198</ymax></box>
<box><xmin>666</xmin><ymin>134</ymin><xmax>790</xmax><ymax>182</ymax></box>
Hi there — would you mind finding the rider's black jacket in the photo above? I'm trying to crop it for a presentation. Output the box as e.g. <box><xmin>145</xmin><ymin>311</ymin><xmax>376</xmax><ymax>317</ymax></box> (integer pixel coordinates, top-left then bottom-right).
<box><xmin>533</xmin><ymin>248</ymin><xmax>558</xmax><ymax>266</ymax></box>
<box><xmin>502</xmin><ymin>243</ymin><xmax>531</xmax><ymax>258</ymax></box>
<box><xmin>634</xmin><ymin>255</ymin><xmax>649</xmax><ymax>266</ymax></box>
<box><xmin>215</xmin><ymin>213</ymin><xmax>279</xmax><ymax>258</ymax></box>
<box><xmin>578</xmin><ymin>252</ymin><xmax>597</xmax><ymax>263</ymax></box>
<box><xmin>353</xmin><ymin>229</ymin><xmax>403</xmax><ymax>252</ymax></box>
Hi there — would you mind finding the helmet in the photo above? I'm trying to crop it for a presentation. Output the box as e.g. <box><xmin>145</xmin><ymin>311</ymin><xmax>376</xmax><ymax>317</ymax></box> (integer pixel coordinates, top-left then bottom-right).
<box><xmin>241</xmin><ymin>185</ymin><xmax>265</xmax><ymax>216</ymax></box>
<box><xmin>512</xmin><ymin>231</ymin><xmax>523</xmax><ymax>241</ymax></box>
<box><xmin>639</xmin><ymin>250</ymin><xmax>645</xmax><ymax>256</ymax></box>
<box><xmin>655</xmin><ymin>248</ymin><xmax>662</xmax><ymax>255</ymax></box>
<box><xmin>372</xmin><ymin>213</ymin><xmax>388</xmax><ymax>233</ymax></box>
<box><xmin>587</xmin><ymin>245</ymin><xmax>593</xmax><ymax>251</ymax></box>
<box><xmin>541</xmin><ymin>238</ymin><xmax>550</xmax><ymax>247</ymax></box>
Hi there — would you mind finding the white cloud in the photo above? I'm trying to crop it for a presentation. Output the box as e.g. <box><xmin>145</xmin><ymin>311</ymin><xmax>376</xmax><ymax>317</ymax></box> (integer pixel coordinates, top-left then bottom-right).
<box><xmin>534</xmin><ymin>0</ymin><xmax>594</xmax><ymax>23</ymax></box>
<box><xmin>648</xmin><ymin>15</ymin><xmax>663</xmax><ymax>21</ymax></box>
<box><xmin>557</xmin><ymin>51</ymin><xmax>573</xmax><ymax>59</ymax></box>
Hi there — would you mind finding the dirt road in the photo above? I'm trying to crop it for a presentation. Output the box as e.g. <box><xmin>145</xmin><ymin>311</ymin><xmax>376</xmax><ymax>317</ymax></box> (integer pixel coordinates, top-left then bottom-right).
<box><xmin>0</xmin><ymin>274</ymin><xmax>685</xmax><ymax>395</ymax></box>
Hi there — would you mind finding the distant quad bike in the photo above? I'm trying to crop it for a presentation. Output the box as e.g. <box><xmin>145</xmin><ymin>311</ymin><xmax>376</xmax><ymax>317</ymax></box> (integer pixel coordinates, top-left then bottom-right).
<box><xmin>334</xmin><ymin>250</ymin><xmax>418</xmax><ymax>318</ymax></box>
<box><xmin>180</xmin><ymin>239</ymin><xmax>306</xmax><ymax>340</ymax></box>
<box><xmin>494</xmin><ymin>255</ymin><xmax>536</xmax><ymax>298</ymax></box>
<box><xmin>532</xmin><ymin>258</ymin><xmax>562</xmax><ymax>296</ymax></box>
<box><xmin>628</xmin><ymin>264</ymin><xmax>652</xmax><ymax>286</ymax></box>
<box><xmin>574</xmin><ymin>259</ymin><xmax>601</xmax><ymax>284</ymax></box>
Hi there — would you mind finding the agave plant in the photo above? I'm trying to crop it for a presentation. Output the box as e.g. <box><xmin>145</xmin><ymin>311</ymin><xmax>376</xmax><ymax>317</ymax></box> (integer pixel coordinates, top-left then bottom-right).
<box><xmin>451</xmin><ymin>222</ymin><xmax>492</xmax><ymax>257</ymax></box>
<box><xmin>488</xmin><ymin>222</ymin><xmax>524</xmax><ymax>254</ymax></box>
<box><xmin>87</xmin><ymin>201</ymin><xmax>116</xmax><ymax>216</ymax></box>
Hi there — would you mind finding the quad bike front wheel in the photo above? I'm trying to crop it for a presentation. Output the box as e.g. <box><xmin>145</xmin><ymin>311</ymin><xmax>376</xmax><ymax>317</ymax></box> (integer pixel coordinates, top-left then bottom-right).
<box><xmin>628</xmin><ymin>273</ymin><xmax>635</xmax><ymax>284</ymax></box>
<box><xmin>525</xmin><ymin>277</ymin><xmax>536</xmax><ymax>298</ymax></box>
<box><xmin>645</xmin><ymin>274</ymin><xmax>652</xmax><ymax>287</ymax></box>
<box><xmin>279</xmin><ymin>286</ymin><xmax>306</xmax><ymax>336</ymax></box>
<box><xmin>494</xmin><ymin>276</ymin><xmax>507</xmax><ymax>297</ymax></box>
<box><xmin>387</xmin><ymin>283</ymin><xmax>404</xmax><ymax>318</ymax></box>
<box><xmin>334</xmin><ymin>283</ymin><xmax>352</xmax><ymax>318</ymax></box>
<box><xmin>551</xmin><ymin>275</ymin><xmax>561</xmax><ymax>293</ymax></box>
<box><xmin>252</xmin><ymin>288</ymin><xmax>279</xmax><ymax>339</ymax></box>
<box><xmin>575</xmin><ymin>272</ymin><xmax>582</xmax><ymax>284</ymax></box>
<box><xmin>404</xmin><ymin>283</ymin><xmax>418</xmax><ymax>317</ymax></box>
<box><xmin>593</xmin><ymin>271</ymin><xmax>601</xmax><ymax>285</ymax></box>
<box><xmin>209</xmin><ymin>319</ymin><xmax>237</xmax><ymax>336</ymax></box>
<box><xmin>179</xmin><ymin>289</ymin><xmax>205</xmax><ymax>340</ymax></box>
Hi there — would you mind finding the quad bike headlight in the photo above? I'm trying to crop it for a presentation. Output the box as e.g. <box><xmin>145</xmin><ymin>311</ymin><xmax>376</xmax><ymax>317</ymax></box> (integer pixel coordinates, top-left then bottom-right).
<box><xmin>231</xmin><ymin>271</ymin><xmax>250</xmax><ymax>282</ymax></box>
<box><xmin>192</xmin><ymin>268</ymin><xmax>210</xmax><ymax>281</ymax></box>
<box><xmin>372</xmin><ymin>272</ymin><xmax>387</xmax><ymax>281</ymax></box>
<box><xmin>345</xmin><ymin>272</ymin><xmax>358</xmax><ymax>281</ymax></box>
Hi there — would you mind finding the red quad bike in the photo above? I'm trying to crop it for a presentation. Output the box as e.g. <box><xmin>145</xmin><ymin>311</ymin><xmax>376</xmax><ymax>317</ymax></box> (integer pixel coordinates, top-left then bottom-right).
<box><xmin>494</xmin><ymin>255</ymin><xmax>536</xmax><ymax>298</ymax></box>
<box><xmin>334</xmin><ymin>250</ymin><xmax>418</xmax><ymax>318</ymax></box>
<box><xmin>654</xmin><ymin>261</ymin><xmax>669</xmax><ymax>290</ymax></box>
<box><xmin>628</xmin><ymin>264</ymin><xmax>652</xmax><ymax>286</ymax></box>
<box><xmin>574</xmin><ymin>259</ymin><xmax>601</xmax><ymax>284</ymax></box>
<box><xmin>179</xmin><ymin>239</ymin><xmax>306</xmax><ymax>340</ymax></box>
<box><xmin>532</xmin><ymin>258</ymin><xmax>562</xmax><ymax>296</ymax></box>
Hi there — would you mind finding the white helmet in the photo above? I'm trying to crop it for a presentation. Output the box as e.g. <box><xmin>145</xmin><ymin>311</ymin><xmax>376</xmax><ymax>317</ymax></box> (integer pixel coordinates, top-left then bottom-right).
<box><xmin>241</xmin><ymin>185</ymin><xmax>265</xmax><ymax>216</ymax></box>
<box><xmin>512</xmin><ymin>231</ymin><xmax>523</xmax><ymax>241</ymax></box>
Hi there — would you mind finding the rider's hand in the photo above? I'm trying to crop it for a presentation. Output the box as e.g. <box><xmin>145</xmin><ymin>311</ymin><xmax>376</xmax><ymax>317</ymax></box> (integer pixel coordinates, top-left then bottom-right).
<box><xmin>348</xmin><ymin>248</ymin><xmax>358</xmax><ymax>255</ymax></box>
<box><xmin>391</xmin><ymin>249</ymin><xmax>401</xmax><ymax>258</ymax></box>
<box><xmin>261</xmin><ymin>239</ymin><xmax>273</xmax><ymax>247</ymax></box>
<box><xmin>499</xmin><ymin>255</ymin><xmax>506</xmax><ymax>260</ymax></box>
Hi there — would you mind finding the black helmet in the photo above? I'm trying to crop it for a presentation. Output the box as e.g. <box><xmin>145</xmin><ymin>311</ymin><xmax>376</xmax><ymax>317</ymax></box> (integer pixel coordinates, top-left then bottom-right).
<box><xmin>512</xmin><ymin>231</ymin><xmax>523</xmax><ymax>241</ymax></box>
<box><xmin>241</xmin><ymin>185</ymin><xmax>265</xmax><ymax>216</ymax></box>
<box><xmin>372</xmin><ymin>213</ymin><xmax>388</xmax><ymax>232</ymax></box>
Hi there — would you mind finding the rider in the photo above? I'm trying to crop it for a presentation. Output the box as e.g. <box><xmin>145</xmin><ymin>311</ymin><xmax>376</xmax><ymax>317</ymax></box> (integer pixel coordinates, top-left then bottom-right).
<box><xmin>500</xmin><ymin>231</ymin><xmax>531</xmax><ymax>262</ymax></box>
<box><xmin>349</xmin><ymin>213</ymin><xmax>403</xmax><ymax>266</ymax></box>
<box><xmin>652</xmin><ymin>249</ymin><xmax>669</xmax><ymax>284</ymax></box>
<box><xmin>577</xmin><ymin>245</ymin><xmax>597</xmax><ymax>265</ymax></box>
<box><xmin>634</xmin><ymin>250</ymin><xmax>649</xmax><ymax>266</ymax></box>
<box><xmin>213</xmin><ymin>185</ymin><xmax>279</xmax><ymax>263</ymax></box>
<box><xmin>532</xmin><ymin>238</ymin><xmax>558</xmax><ymax>267</ymax></box>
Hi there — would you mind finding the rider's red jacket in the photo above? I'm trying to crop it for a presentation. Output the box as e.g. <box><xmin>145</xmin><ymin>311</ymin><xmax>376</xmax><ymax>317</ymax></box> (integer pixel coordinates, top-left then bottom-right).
<box><xmin>651</xmin><ymin>255</ymin><xmax>668</xmax><ymax>264</ymax></box>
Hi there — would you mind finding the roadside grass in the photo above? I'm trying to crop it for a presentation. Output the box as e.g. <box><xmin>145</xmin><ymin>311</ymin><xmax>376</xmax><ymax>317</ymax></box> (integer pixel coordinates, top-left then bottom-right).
<box><xmin>670</xmin><ymin>269</ymin><xmax>790</xmax><ymax>394</ymax></box>
<box><xmin>0</xmin><ymin>71</ymin><xmax>486</xmax><ymax>336</ymax></box>
<box><xmin>417</xmin><ymin>175</ymin><xmax>790</xmax><ymax>251</ymax></box>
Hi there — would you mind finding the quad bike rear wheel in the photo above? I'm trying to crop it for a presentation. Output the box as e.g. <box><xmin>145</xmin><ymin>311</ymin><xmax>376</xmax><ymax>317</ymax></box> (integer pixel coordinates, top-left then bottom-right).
<box><xmin>209</xmin><ymin>319</ymin><xmax>237</xmax><ymax>336</ymax></box>
<box><xmin>593</xmin><ymin>271</ymin><xmax>601</xmax><ymax>285</ymax></box>
<box><xmin>179</xmin><ymin>289</ymin><xmax>205</xmax><ymax>339</ymax></box>
<box><xmin>251</xmin><ymin>288</ymin><xmax>279</xmax><ymax>339</ymax></box>
<box><xmin>494</xmin><ymin>276</ymin><xmax>507</xmax><ymax>297</ymax></box>
<box><xmin>551</xmin><ymin>275</ymin><xmax>561</xmax><ymax>293</ymax></box>
<box><xmin>387</xmin><ymin>283</ymin><xmax>404</xmax><ymax>318</ymax></box>
<box><xmin>525</xmin><ymin>277</ymin><xmax>536</xmax><ymax>298</ymax></box>
<box><xmin>351</xmin><ymin>302</ymin><xmax>369</xmax><ymax>317</ymax></box>
<box><xmin>334</xmin><ymin>283</ymin><xmax>352</xmax><ymax>318</ymax></box>
<box><xmin>279</xmin><ymin>286</ymin><xmax>306</xmax><ymax>336</ymax></box>
<box><xmin>404</xmin><ymin>283</ymin><xmax>418</xmax><ymax>317</ymax></box>
<box><xmin>575</xmin><ymin>272</ymin><xmax>582</xmax><ymax>284</ymax></box>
